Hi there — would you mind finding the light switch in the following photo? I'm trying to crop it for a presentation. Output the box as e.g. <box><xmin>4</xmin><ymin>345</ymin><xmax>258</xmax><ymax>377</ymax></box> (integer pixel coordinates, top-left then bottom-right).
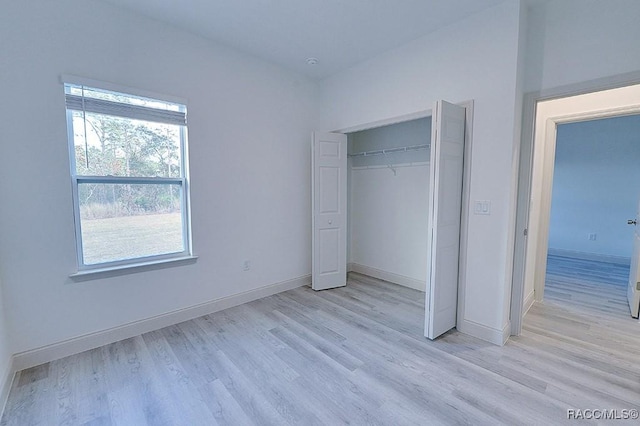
<box><xmin>474</xmin><ymin>200</ymin><xmax>491</xmax><ymax>215</ymax></box>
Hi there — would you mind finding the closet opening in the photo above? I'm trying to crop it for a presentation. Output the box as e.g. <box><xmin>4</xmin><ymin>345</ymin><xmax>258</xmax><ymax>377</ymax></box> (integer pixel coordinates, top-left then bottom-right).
<box><xmin>346</xmin><ymin>117</ymin><xmax>432</xmax><ymax>294</ymax></box>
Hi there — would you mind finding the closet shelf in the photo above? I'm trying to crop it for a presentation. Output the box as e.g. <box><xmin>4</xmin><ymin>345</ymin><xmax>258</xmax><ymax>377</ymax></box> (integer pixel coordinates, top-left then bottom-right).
<box><xmin>348</xmin><ymin>144</ymin><xmax>429</xmax><ymax>158</ymax></box>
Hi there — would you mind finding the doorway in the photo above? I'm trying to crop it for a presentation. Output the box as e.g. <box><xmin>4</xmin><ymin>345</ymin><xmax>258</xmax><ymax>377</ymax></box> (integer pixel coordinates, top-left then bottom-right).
<box><xmin>544</xmin><ymin>115</ymin><xmax>640</xmax><ymax>317</ymax></box>
<box><xmin>512</xmin><ymin>82</ymin><xmax>640</xmax><ymax>334</ymax></box>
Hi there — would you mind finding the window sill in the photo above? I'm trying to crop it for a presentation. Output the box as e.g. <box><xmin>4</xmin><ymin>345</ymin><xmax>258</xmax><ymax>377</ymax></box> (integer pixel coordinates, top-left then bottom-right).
<box><xmin>69</xmin><ymin>255</ymin><xmax>198</xmax><ymax>281</ymax></box>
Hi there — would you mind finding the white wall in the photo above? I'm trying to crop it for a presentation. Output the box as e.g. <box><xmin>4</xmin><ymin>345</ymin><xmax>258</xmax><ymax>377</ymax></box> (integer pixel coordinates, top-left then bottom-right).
<box><xmin>0</xmin><ymin>0</ymin><xmax>318</xmax><ymax>354</ymax></box>
<box><xmin>348</xmin><ymin>119</ymin><xmax>431</xmax><ymax>290</ymax></box>
<box><xmin>525</xmin><ymin>0</ymin><xmax>640</xmax><ymax>92</ymax></box>
<box><xmin>320</xmin><ymin>1</ymin><xmax>524</xmax><ymax>343</ymax></box>
<box><xmin>350</xmin><ymin>166</ymin><xmax>430</xmax><ymax>288</ymax></box>
<box><xmin>549</xmin><ymin>115</ymin><xmax>640</xmax><ymax>259</ymax></box>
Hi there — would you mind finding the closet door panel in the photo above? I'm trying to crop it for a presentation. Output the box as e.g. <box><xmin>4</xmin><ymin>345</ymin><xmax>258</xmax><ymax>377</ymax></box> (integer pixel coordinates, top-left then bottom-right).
<box><xmin>425</xmin><ymin>100</ymin><xmax>466</xmax><ymax>339</ymax></box>
<box><xmin>312</xmin><ymin>132</ymin><xmax>347</xmax><ymax>290</ymax></box>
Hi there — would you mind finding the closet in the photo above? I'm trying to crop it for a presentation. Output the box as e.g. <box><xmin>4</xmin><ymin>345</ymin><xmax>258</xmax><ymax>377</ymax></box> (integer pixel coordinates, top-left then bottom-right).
<box><xmin>347</xmin><ymin>118</ymin><xmax>432</xmax><ymax>292</ymax></box>
<box><xmin>312</xmin><ymin>100</ymin><xmax>469</xmax><ymax>339</ymax></box>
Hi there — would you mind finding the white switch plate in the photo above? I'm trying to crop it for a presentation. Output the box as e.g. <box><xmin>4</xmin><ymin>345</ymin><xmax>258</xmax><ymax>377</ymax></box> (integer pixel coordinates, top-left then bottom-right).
<box><xmin>474</xmin><ymin>200</ymin><xmax>491</xmax><ymax>215</ymax></box>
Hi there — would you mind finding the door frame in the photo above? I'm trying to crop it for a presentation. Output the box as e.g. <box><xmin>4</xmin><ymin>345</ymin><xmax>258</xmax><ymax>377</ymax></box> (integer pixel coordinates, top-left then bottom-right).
<box><xmin>333</xmin><ymin>100</ymin><xmax>474</xmax><ymax>333</ymax></box>
<box><xmin>511</xmin><ymin>73</ymin><xmax>640</xmax><ymax>335</ymax></box>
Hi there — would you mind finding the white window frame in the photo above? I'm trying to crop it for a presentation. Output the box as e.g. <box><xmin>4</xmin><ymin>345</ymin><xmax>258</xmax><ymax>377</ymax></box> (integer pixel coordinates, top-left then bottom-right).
<box><xmin>64</xmin><ymin>77</ymin><xmax>193</xmax><ymax>273</ymax></box>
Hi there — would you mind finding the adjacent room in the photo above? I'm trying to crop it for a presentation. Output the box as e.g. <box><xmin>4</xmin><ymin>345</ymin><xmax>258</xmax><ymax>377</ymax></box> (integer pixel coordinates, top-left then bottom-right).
<box><xmin>545</xmin><ymin>114</ymin><xmax>640</xmax><ymax>318</ymax></box>
<box><xmin>1</xmin><ymin>0</ymin><xmax>640</xmax><ymax>424</ymax></box>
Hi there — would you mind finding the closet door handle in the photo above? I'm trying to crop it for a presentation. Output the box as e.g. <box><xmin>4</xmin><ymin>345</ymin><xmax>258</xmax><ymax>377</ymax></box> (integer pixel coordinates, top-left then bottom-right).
<box><xmin>328</xmin><ymin>220</ymin><xmax>333</xmax><ymax>225</ymax></box>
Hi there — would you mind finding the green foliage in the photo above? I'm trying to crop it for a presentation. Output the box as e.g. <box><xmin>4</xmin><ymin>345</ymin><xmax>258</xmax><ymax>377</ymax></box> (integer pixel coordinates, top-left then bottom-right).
<box><xmin>73</xmin><ymin>112</ymin><xmax>183</xmax><ymax>219</ymax></box>
<box><xmin>74</xmin><ymin>111</ymin><xmax>180</xmax><ymax>178</ymax></box>
<box><xmin>78</xmin><ymin>184</ymin><xmax>181</xmax><ymax>219</ymax></box>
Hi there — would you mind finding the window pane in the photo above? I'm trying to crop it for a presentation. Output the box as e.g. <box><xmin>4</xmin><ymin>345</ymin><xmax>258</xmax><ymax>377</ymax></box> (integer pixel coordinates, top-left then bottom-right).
<box><xmin>72</xmin><ymin>111</ymin><xmax>182</xmax><ymax>178</ymax></box>
<box><xmin>78</xmin><ymin>183</ymin><xmax>184</xmax><ymax>265</ymax></box>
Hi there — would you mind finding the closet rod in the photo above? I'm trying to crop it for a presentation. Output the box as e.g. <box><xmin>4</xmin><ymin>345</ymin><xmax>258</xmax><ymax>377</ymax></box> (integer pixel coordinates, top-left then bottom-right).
<box><xmin>348</xmin><ymin>143</ymin><xmax>429</xmax><ymax>158</ymax></box>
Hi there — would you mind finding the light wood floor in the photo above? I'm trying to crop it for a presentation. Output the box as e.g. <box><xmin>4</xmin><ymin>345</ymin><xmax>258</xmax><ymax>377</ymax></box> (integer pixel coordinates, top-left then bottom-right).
<box><xmin>2</xmin><ymin>269</ymin><xmax>640</xmax><ymax>425</ymax></box>
<box><xmin>545</xmin><ymin>254</ymin><xmax>631</xmax><ymax>318</ymax></box>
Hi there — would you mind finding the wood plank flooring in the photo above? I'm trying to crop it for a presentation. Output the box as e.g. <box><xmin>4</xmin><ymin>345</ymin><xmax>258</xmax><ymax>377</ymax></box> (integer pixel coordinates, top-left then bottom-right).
<box><xmin>545</xmin><ymin>254</ymin><xmax>631</xmax><ymax>318</ymax></box>
<box><xmin>2</xmin><ymin>269</ymin><xmax>640</xmax><ymax>425</ymax></box>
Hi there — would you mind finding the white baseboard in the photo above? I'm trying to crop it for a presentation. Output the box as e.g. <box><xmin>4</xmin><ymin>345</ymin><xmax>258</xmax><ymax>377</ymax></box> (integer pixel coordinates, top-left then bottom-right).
<box><xmin>12</xmin><ymin>275</ymin><xmax>310</xmax><ymax>372</ymax></box>
<box><xmin>457</xmin><ymin>318</ymin><xmax>511</xmax><ymax>346</ymax></box>
<box><xmin>348</xmin><ymin>263</ymin><xmax>425</xmax><ymax>292</ymax></box>
<box><xmin>547</xmin><ymin>248</ymin><xmax>631</xmax><ymax>266</ymax></box>
<box><xmin>0</xmin><ymin>356</ymin><xmax>15</xmax><ymax>420</ymax></box>
<box><xmin>523</xmin><ymin>290</ymin><xmax>535</xmax><ymax>315</ymax></box>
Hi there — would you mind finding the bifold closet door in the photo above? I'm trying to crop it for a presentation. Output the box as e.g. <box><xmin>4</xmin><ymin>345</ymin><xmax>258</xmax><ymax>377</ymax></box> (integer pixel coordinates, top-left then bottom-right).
<box><xmin>312</xmin><ymin>132</ymin><xmax>347</xmax><ymax>291</ymax></box>
<box><xmin>425</xmin><ymin>100</ymin><xmax>466</xmax><ymax>340</ymax></box>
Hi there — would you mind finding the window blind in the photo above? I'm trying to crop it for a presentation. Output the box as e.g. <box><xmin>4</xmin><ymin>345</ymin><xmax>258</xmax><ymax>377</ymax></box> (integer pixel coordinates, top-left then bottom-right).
<box><xmin>65</xmin><ymin>90</ymin><xmax>187</xmax><ymax>126</ymax></box>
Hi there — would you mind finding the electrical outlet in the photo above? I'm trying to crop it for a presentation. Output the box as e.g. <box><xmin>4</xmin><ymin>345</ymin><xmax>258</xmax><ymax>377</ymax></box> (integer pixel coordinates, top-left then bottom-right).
<box><xmin>588</xmin><ymin>233</ymin><xmax>597</xmax><ymax>241</ymax></box>
<box><xmin>243</xmin><ymin>260</ymin><xmax>251</xmax><ymax>271</ymax></box>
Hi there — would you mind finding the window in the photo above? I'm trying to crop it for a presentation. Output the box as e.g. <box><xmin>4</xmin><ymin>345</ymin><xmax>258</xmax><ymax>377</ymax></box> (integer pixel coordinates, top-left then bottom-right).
<box><xmin>64</xmin><ymin>81</ymin><xmax>191</xmax><ymax>271</ymax></box>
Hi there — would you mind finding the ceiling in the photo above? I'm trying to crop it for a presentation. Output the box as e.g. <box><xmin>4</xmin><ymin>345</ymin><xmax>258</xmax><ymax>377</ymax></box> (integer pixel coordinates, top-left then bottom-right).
<box><xmin>99</xmin><ymin>0</ymin><xmax>507</xmax><ymax>79</ymax></box>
